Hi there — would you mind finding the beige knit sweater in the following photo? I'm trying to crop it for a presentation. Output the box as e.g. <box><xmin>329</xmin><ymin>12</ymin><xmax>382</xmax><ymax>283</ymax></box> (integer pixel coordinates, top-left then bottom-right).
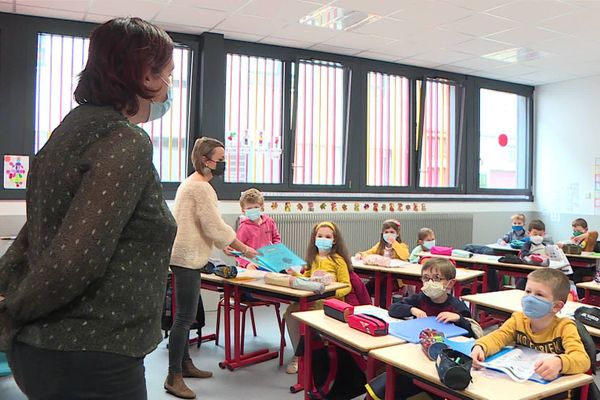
<box><xmin>170</xmin><ymin>179</ymin><xmax>236</xmax><ymax>269</ymax></box>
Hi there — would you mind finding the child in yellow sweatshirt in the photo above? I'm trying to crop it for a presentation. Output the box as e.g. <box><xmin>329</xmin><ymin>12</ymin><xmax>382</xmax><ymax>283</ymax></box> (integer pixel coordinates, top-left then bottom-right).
<box><xmin>471</xmin><ymin>268</ymin><xmax>590</xmax><ymax>380</ymax></box>
<box><xmin>355</xmin><ymin>219</ymin><xmax>408</xmax><ymax>305</ymax></box>
<box><xmin>284</xmin><ymin>221</ymin><xmax>352</xmax><ymax>374</ymax></box>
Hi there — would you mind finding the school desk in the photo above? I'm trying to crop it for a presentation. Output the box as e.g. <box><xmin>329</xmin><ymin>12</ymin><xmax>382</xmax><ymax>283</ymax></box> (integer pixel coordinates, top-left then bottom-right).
<box><xmin>292</xmin><ymin>306</ymin><xmax>406</xmax><ymax>400</ymax></box>
<box><xmin>461</xmin><ymin>289</ymin><xmax>600</xmax><ymax>341</ymax></box>
<box><xmin>577</xmin><ymin>281</ymin><xmax>600</xmax><ymax>306</ymax></box>
<box><xmin>370</xmin><ymin>343</ymin><xmax>593</xmax><ymax>400</ymax></box>
<box><xmin>417</xmin><ymin>251</ymin><xmax>559</xmax><ymax>290</ymax></box>
<box><xmin>486</xmin><ymin>243</ymin><xmax>600</xmax><ymax>269</ymax></box>
<box><xmin>352</xmin><ymin>260</ymin><xmax>484</xmax><ymax>308</ymax></box>
<box><xmin>200</xmin><ymin>272</ymin><xmax>347</xmax><ymax>380</ymax></box>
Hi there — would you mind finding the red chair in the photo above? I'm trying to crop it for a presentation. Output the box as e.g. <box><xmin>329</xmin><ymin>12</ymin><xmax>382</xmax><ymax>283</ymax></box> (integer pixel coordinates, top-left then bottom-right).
<box><xmin>215</xmin><ymin>296</ymin><xmax>286</xmax><ymax>363</ymax></box>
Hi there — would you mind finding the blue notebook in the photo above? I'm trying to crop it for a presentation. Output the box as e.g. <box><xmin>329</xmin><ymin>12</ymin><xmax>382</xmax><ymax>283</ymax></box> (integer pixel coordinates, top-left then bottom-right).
<box><xmin>250</xmin><ymin>243</ymin><xmax>306</xmax><ymax>273</ymax></box>
<box><xmin>388</xmin><ymin>317</ymin><xmax>468</xmax><ymax>343</ymax></box>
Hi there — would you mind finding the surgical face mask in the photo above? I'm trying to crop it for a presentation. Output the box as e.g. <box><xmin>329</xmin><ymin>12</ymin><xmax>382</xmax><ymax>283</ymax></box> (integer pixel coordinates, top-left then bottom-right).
<box><xmin>422</xmin><ymin>280</ymin><xmax>447</xmax><ymax>299</ymax></box>
<box><xmin>147</xmin><ymin>78</ymin><xmax>172</xmax><ymax>122</ymax></box>
<box><xmin>210</xmin><ymin>161</ymin><xmax>226</xmax><ymax>177</ymax></box>
<box><xmin>573</xmin><ymin>231</ymin><xmax>583</xmax><ymax>237</ymax></box>
<box><xmin>512</xmin><ymin>225</ymin><xmax>524</xmax><ymax>231</ymax></box>
<box><xmin>315</xmin><ymin>238</ymin><xmax>333</xmax><ymax>252</ymax></box>
<box><xmin>530</xmin><ymin>235</ymin><xmax>543</xmax><ymax>245</ymax></box>
<box><xmin>423</xmin><ymin>240</ymin><xmax>436</xmax><ymax>250</ymax></box>
<box><xmin>383</xmin><ymin>233</ymin><xmax>397</xmax><ymax>244</ymax></box>
<box><xmin>521</xmin><ymin>294</ymin><xmax>553</xmax><ymax>319</ymax></box>
<box><xmin>245</xmin><ymin>208</ymin><xmax>261</xmax><ymax>221</ymax></box>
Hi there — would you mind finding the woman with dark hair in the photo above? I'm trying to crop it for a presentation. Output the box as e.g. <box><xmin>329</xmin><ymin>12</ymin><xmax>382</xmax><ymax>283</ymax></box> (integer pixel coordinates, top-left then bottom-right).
<box><xmin>166</xmin><ymin>137</ymin><xmax>258</xmax><ymax>399</ymax></box>
<box><xmin>0</xmin><ymin>17</ymin><xmax>177</xmax><ymax>399</ymax></box>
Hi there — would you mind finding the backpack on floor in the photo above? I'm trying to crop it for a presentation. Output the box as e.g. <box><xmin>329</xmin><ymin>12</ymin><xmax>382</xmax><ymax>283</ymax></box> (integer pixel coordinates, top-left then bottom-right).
<box><xmin>310</xmin><ymin>342</ymin><xmax>367</xmax><ymax>400</ymax></box>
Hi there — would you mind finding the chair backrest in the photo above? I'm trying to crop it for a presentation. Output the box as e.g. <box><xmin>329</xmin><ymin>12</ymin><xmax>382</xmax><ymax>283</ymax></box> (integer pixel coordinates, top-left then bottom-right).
<box><xmin>575</xmin><ymin>319</ymin><xmax>596</xmax><ymax>375</ymax></box>
<box><xmin>345</xmin><ymin>271</ymin><xmax>372</xmax><ymax>306</ymax></box>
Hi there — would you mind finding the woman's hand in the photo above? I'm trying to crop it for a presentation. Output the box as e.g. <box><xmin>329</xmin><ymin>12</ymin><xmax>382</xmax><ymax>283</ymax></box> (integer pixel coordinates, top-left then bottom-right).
<box><xmin>243</xmin><ymin>246</ymin><xmax>259</xmax><ymax>259</ymax></box>
<box><xmin>223</xmin><ymin>246</ymin><xmax>236</xmax><ymax>256</ymax></box>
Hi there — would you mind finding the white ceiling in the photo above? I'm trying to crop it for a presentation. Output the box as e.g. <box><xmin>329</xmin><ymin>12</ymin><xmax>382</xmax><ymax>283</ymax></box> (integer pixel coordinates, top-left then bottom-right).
<box><xmin>2</xmin><ymin>0</ymin><xmax>600</xmax><ymax>86</ymax></box>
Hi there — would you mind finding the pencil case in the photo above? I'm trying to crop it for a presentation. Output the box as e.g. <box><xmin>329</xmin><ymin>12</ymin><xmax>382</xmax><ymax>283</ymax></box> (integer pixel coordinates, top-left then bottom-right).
<box><xmin>323</xmin><ymin>298</ymin><xmax>354</xmax><ymax>322</ymax></box>
<box><xmin>430</xmin><ymin>246</ymin><xmax>453</xmax><ymax>256</ymax></box>
<box><xmin>563</xmin><ymin>243</ymin><xmax>582</xmax><ymax>255</ymax></box>
<box><xmin>347</xmin><ymin>313</ymin><xmax>388</xmax><ymax>336</ymax></box>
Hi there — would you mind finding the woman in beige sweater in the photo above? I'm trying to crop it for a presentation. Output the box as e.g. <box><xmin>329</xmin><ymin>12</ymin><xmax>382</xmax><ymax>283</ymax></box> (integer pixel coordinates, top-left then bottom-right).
<box><xmin>166</xmin><ymin>137</ymin><xmax>258</xmax><ymax>399</ymax></box>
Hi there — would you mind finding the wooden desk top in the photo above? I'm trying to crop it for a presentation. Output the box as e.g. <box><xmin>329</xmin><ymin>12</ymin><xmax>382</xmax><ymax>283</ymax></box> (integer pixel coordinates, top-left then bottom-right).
<box><xmin>200</xmin><ymin>271</ymin><xmax>348</xmax><ymax>299</ymax></box>
<box><xmin>461</xmin><ymin>289</ymin><xmax>600</xmax><ymax>338</ymax></box>
<box><xmin>291</xmin><ymin>306</ymin><xmax>406</xmax><ymax>353</ymax></box>
<box><xmin>352</xmin><ymin>261</ymin><xmax>484</xmax><ymax>282</ymax></box>
<box><xmin>417</xmin><ymin>251</ymin><xmax>548</xmax><ymax>271</ymax></box>
<box><xmin>487</xmin><ymin>243</ymin><xmax>600</xmax><ymax>261</ymax></box>
<box><xmin>370</xmin><ymin>343</ymin><xmax>592</xmax><ymax>400</ymax></box>
<box><xmin>576</xmin><ymin>281</ymin><xmax>600</xmax><ymax>292</ymax></box>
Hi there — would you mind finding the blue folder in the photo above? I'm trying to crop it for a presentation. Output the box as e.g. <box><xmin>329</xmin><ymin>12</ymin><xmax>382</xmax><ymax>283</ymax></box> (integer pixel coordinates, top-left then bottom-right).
<box><xmin>253</xmin><ymin>243</ymin><xmax>307</xmax><ymax>272</ymax></box>
<box><xmin>388</xmin><ymin>317</ymin><xmax>468</xmax><ymax>343</ymax></box>
<box><xmin>0</xmin><ymin>352</ymin><xmax>11</xmax><ymax>377</ymax></box>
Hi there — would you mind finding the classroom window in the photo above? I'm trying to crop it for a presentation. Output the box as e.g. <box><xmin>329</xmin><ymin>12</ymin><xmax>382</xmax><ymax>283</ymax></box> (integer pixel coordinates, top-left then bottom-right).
<box><xmin>224</xmin><ymin>54</ymin><xmax>284</xmax><ymax>184</ymax></box>
<box><xmin>479</xmin><ymin>88</ymin><xmax>529</xmax><ymax>189</ymax></box>
<box><xmin>291</xmin><ymin>60</ymin><xmax>347</xmax><ymax>186</ymax></box>
<box><xmin>416</xmin><ymin>79</ymin><xmax>464</xmax><ymax>188</ymax></box>
<box><xmin>34</xmin><ymin>33</ymin><xmax>192</xmax><ymax>182</ymax></box>
<box><xmin>366</xmin><ymin>71</ymin><xmax>410</xmax><ymax>187</ymax></box>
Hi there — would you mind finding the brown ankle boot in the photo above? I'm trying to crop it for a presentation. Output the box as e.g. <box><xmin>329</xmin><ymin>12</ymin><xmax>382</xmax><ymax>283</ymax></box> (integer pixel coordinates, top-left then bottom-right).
<box><xmin>182</xmin><ymin>359</ymin><xmax>213</xmax><ymax>378</ymax></box>
<box><xmin>164</xmin><ymin>370</ymin><xmax>196</xmax><ymax>399</ymax></box>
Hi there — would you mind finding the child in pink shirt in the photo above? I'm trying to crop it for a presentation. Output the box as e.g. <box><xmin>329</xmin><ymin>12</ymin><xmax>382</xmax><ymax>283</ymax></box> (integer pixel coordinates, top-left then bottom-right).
<box><xmin>236</xmin><ymin>188</ymin><xmax>281</xmax><ymax>269</ymax></box>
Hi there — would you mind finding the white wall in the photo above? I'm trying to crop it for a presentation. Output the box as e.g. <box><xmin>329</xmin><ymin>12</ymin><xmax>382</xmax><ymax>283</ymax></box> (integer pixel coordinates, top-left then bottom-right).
<box><xmin>535</xmin><ymin>74</ymin><xmax>600</xmax><ymax>237</ymax></box>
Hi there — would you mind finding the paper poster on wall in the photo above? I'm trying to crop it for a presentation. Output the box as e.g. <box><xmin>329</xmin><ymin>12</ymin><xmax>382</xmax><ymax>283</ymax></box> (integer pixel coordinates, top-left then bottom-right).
<box><xmin>4</xmin><ymin>155</ymin><xmax>29</xmax><ymax>189</ymax></box>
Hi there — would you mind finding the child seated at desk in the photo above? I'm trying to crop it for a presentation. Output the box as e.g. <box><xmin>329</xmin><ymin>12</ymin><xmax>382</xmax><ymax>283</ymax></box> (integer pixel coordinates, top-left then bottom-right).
<box><xmin>520</xmin><ymin>219</ymin><xmax>554</xmax><ymax>256</ymax></box>
<box><xmin>284</xmin><ymin>221</ymin><xmax>352</xmax><ymax>374</ymax></box>
<box><xmin>366</xmin><ymin>259</ymin><xmax>481</xmax><ymax>400</ymax></box>
<box><xmin>498</xmin><ymin>213</ymin><xmax>527</xmax><ymax>245</ymax></box>
<box><xmin>355</xmin><ymin>219</ymin><xmax>409</xmax><ymax>305</ymax></box>
<box><xmin>408</xmin><ymin>227</ymin><xmax>436</xmax><ymax>263</ymax></box>
<box><xmin>560</xmin><ymin>218</ymin><xmax>598</xmax><ymax>252</ymax></box>
<box><xmin>471</xmin><ymin>268</ymin><xmax>590</xmax><ymax>381</ymax></box>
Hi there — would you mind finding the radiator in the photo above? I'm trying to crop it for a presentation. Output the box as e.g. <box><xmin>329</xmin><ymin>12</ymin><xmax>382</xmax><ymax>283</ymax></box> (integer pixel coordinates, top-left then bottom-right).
<box><xmin>271</xmin><ymin>212</ymin><xmax>474</xmax><ymax>257</ymax></box>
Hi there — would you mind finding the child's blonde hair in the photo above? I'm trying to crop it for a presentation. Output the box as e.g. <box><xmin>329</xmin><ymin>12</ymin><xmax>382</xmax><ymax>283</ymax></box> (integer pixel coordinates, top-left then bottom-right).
<box><xmin>239</xmin><ymin>188</ymin><xmax>264</xmax><ymax>208</ymax></box>
<box><xmin>511</xmin><ymin>213</ymin><xmax>526</xmax><ymax>223</ymax></box>
<box><xmin>422</xmin><ymin>258</ymin><xmax>456</xmax><ymax>280</ymax></box>
<box><xmin>527</xmin><ymin>269</ymin><xmax>570</xmax><ymax>302</ymax></box>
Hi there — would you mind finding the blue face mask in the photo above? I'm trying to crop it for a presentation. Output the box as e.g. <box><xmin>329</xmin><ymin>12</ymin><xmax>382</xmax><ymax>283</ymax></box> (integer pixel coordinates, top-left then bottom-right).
<box><xmin>245</xmin><ymin>208</ymin><xmax>261</xmax><ymax>221</ymax></box>
<box><xmin>512</xmin><ymin>225</ymin><xmax>524</xmax><ymax>231</ymax></box>
<box><xmin>383</xmin><ymin>233</ymin><xmax>397</xmax><ymax>243</ymax></box>
<box><xmin>147</xmin><ymin>82</ymin><xmax>172</xmax><ymax>122</ymax></box>
<box><xmin>423</xmin><ymin>240</ymin><xmax>435</xmax><ymax>250</ymax></box>
<box><xmin>521</xmin><ymin>294</ymin><xmax>553</xmax><ymax>319</ymax></box>
<box><xmin>315</xmin><ymin>238</ymin><xmax>333</xmax><ymax>252</ymax></box>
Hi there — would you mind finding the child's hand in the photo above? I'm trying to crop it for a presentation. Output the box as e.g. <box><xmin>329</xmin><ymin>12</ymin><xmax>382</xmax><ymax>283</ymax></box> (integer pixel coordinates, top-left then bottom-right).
<box><xmin>285</xmin><ymin>268</ymin><xmax>296</xmax><ymax>276</ymax></box>
<box><xmin>410</xmin><ymin>307</ymin><xmax>427</xmax><ymax>318</ymax></box>
<box><xmin>246</xmin><ymin>263</ymin><xmax>258</xmax><ymax>270</ymax></box>
<box><xmin>354</xmin><ymin>252</ymin><xmax>363</xmax><ymax>260</ymax></box>
<box><xmin>436</xmin><ymin>311</ymin><xmax>460</xmax><ymax>323</ymax></box>
<box><xmin>534</xmin><ymin>356</ymin><xmax>562</xmax><ymax>381</ymax></box>
<box><xmin>572</xmin><ymin>233</ymin><xmax>587</xmax><ymax>244</ymax></box>
<box><xmin>499</xmin><ymin>240</ymin><xmax>507</xmax><ymax>245</ymax></box>
<box><xmin>471</xmin><ymin>345</ymin><xmax>486</xmax><ymax>369</ymax></box>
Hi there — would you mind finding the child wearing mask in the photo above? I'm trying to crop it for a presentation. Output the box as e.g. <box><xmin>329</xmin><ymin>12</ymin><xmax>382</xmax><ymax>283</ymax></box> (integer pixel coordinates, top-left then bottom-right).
<box><xmin>498</xmin><ymin>213</ymin><xmax>527</xmax><ymax>245</ymax></box>
<box><xmin>408</xmin><ymin>227</ymin><xmax>436</xmax><ymax>263</ymax></box>
<box><xmin>366</xmin><ymin>258</ymin><xmax>479</xmax><ymax>400</ymax></box>
<box><xmin>234</xmin><ymin>188</ymin><xmax>281</xmax><ymax>269</ymax></box>
<box><xmin>283</xmin><ymin>221</ymin><xmax>352</xmax><ymax>374</ymax></box>
<box><xmin>472</xmin><ymin>268</ymin><xmax>589</xmax><ymax>381</ymax></box>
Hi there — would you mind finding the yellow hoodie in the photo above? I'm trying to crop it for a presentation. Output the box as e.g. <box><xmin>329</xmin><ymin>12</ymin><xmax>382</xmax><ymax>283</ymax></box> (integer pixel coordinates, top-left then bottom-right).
<box><xmin>475</xmin><ymin>311</ymin><xmax>590</xmax><ymax>375</ymax></box>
